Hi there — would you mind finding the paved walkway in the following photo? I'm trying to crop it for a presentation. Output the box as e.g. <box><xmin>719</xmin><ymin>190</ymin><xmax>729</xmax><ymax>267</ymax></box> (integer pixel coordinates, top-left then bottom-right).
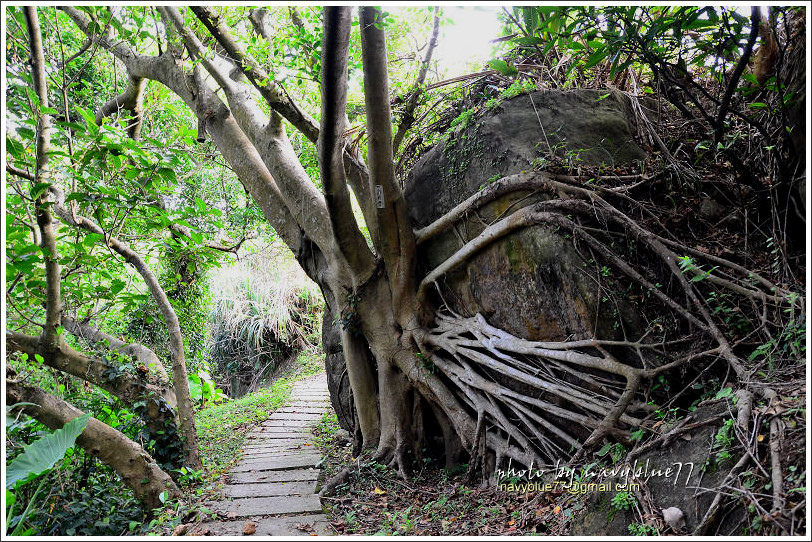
<box><xmin>192</xmin><ymin>374</ymin><xmax>334</xmax><ymax>536</ymax></box>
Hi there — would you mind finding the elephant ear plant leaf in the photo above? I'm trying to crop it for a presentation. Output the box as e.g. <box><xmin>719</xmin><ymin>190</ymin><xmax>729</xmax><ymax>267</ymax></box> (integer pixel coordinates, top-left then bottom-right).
<box><xmin>5</xmin><ymin>412</ymin><xmax>91</xmax><ymax>535</ymax></box>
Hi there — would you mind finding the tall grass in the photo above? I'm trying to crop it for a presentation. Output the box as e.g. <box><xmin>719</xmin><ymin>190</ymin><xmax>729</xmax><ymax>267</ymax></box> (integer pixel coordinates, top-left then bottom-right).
<box><xmin>206</xmin><ymin>241</ymin><xmax>323</xmax><ymax>397</ymax></box>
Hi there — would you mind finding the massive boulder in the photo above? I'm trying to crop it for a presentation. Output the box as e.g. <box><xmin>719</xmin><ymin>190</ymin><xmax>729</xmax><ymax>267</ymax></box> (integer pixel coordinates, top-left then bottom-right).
<box><xmin>405</xmin><ymin>89</ymin><xmax>646</xmax><ymax>342</ymax></box>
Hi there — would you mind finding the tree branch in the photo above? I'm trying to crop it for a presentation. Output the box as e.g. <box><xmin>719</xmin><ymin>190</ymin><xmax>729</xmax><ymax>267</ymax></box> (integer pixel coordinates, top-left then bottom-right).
<box><xmin>6</xmin><ymin>375</ymin><xmax>180</xmax><ymax>511</ymax></box>
<box><xmin>46</xmin><ymin>185</ymin><xmax>201</xmax><ymax>468</ymax></box>
<box><xmin>189</xmin><ymin>6</ymin><xmax>320</xmax><ymax>142</ymax></box>
<box><xmin>94</xmin><ymin>73</ymin><xmax>146</xmax><ymax>139</ymax></box>
<box><xmin>392</xmin><ymin>8</ymin><xmax>441</xmax><ymax>153</ymax></box>
<box><xmin>715</xmin><ymin>7</ymin><xmax>761</xmax><ymax>144</ymax></box>
<box><xmin>25</xmin><ymin>6</ymin><xmax>60</xmax><ymax>347</ymax></box>
<box><xmin>360</xmin><ymin>6</ymin><xmax>420</xmax><ymax>324</ymax></box>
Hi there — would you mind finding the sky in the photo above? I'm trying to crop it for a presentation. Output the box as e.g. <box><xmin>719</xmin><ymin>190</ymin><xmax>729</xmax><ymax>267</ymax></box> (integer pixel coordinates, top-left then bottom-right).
<box><xmin>432</xmin><ymin>6</ymin><xmax>506</xmax><ymax>77</ymax></box>
<box><xmin>387</xmin><ymin>5</ymin><xmax>506</xmax><ymax>79</ymax></box>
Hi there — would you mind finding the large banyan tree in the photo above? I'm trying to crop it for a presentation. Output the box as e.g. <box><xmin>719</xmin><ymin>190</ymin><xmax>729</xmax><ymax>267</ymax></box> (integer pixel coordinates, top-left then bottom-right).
<box><xmin>6</xmin><ymin>5</ymin><xmax>806</xmax><ymax>525</ymax></box>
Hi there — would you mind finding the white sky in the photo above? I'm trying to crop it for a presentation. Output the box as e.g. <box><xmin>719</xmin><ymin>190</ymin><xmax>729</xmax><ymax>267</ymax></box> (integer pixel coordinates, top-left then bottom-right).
<box><xmin>432</xmin><ymin>6</ymin><xmax>505</xmax><ymax>77</ymax></box>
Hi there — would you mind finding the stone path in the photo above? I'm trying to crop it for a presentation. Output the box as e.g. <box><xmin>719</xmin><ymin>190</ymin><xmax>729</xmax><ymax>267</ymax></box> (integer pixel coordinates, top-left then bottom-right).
<box><xmin>192</xmin><ymin>374</ymin><xmax>334</xmax><ymax>536</ymax></box>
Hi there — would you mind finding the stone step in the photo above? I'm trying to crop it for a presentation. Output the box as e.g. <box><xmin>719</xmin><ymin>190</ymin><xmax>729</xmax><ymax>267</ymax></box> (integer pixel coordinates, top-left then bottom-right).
<box><xmin>241</xmin><ymin>447</ymin><xmax>318</xmax><ymax>458</ymax></box>
<box><xmin>205</xmin><ymin>494</ymin><xmax>323</xmax><ymax>517</ymax></box>
<box><xmin>267</xmin><ymin>412</ymin><xmax>325</xmax><ymax>421</ymax></box>
<box><xmin>242</xmin><ymin>441</ymin><xmax>316</xmax><ymax>452</ymax></box>
<box><xmin>227</xmin><ymin>468</ymin><xmax>320</xmax><ymax>485</ymax></box>
<box><xmin>237</xmin><ymin>452</ymin><xmax>322</xmax><ymax>467</ymax></box>
<box><xmin>247</xmin><ymin>430</ymin><xmax>313</xmax><ymax>438</ymax></box>
<box><xmin>190</xmin><ymin>514</ymin><xmax>332</xmax><ymax>536</ymax></box>
<box><xmin>260</xmin><ymin>419</ymin><xmax>317</xmax><ymax>428</ymax></box>
<box><xmin>276</xmin><ymin>407</ymin><xmax>328</xmax><ymax>414</ymax></box>
<box><xmin>229</xmin><ymin>455</ymin><xmax>321</xmax><ymax>472</ymax></box>
<box><xmin>222</xmin><ymin>480</ymin><xmax>317</xmax><ymax>498</ymax></box>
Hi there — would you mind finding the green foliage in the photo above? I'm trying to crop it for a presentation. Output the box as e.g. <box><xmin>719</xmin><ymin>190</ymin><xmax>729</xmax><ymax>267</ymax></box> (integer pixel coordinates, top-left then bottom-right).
<box><xmin>6</xmin><ymin>413</ymin><xmax>91</xmax><ymax>490</ymax></box>
<box><xmin>712</xmin><ymin>418</ymin><xmax>736</xmax><ymax>463</ymax></box>
<box><xmin>628</xmin><ymin>522</ymin><xmax>658</xmax><ymax>536</ymax></box>
<box><xmin>187</xmin><ymin>371</ymin><xmax>227</xmax><ymax>406</ymax></box>
<box><xmin>610</xmin><ymin>491</ymin><xmax>637</xmax><ymax>511</ymax></box>
<box><xmin>5</xmin><ymin>413</ymin><xmax>91</xmax><ymax>535</ymax></box>
<box><xmin>499</xmin><ymin>78</ymin><xmax>537</xmax><ymax>100</ymax></box>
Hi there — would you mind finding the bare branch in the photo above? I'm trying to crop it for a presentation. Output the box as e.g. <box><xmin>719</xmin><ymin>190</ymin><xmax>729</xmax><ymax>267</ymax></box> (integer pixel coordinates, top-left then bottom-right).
<box><xmin>392</xmin><ymin>8</ymin><xmax>441</xmax><ymax>153</ymax></box>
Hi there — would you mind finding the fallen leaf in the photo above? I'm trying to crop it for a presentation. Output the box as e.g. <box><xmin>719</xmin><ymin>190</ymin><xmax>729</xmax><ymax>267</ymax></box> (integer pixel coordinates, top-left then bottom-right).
<box><xmin>757</xmin><ymin>434</ymin><xmax>765</xmax><ymax>442</ymax></box>
<box><xmin>295</xmin><ymin>522</ymin><xmax>314</xmax><ymax>533</ymax></box>
<box><xmin>373</xmin><ymin>487</ymin><xmax>387</xmax><ymax>495</ymax></box>
<box><xmin>242</xmin><ymin>521</ymin><xmax>257</xmax><ymax>535</ymax></box>
<box><xmin>553</xmin><ymin>505</ymin><xmax>561</xmax><ymax>514</ymax></box>
<box><xmin>173</xmin><ymin>524</ymin><xmax>189</xmax><ymax>536</ymax></box>
<box><xmin>508</xmin><ymin>519</ymin><xmax>515</xmax><ymax>526</ymax></box>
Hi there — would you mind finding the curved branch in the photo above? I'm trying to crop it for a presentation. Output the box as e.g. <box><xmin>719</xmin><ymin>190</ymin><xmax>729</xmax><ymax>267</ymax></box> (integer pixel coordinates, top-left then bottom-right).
<box><xmin>47</xmin><ymin>185</ymin><xmax>201</xmax><ymax>468</ymax></box>
<box><xmin>94</xmin><ymin>73</ymin><xmax>146</xmax><ymax>139</ymax></box>
<box><xmin>6</xmin><ymin>376</ymin><xmax>180</xmax><ymax>511</ymax></box>
<box><xmin>415</xmin><ymin>172</ymin><xmax>548</xmax><ymax>243</ymax></box>
<box><xmin>6</xmin><ymin>330</ymin><xmax>178</xmax><ymax>433</ymax></box>
<box><xmin>60</xmin><ymin>316</ymin><xmax>170</xmax><ymax>385</ymax></box>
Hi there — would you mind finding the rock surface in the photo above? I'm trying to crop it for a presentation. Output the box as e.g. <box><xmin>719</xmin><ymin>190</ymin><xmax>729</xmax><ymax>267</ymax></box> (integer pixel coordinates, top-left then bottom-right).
<box><xmin>569</xmin><ymin>401</ymin><xmax>738</xmax><ymax>536</ymax></box>
<box><xmin>405</xmin><ymin>89</ymin><xmax>645</xmax><ymax>228</ymax></box>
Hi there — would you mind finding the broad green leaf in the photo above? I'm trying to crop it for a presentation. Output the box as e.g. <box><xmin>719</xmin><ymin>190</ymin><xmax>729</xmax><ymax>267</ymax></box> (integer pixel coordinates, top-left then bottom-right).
<box><xmin>5</xmin><ymin>413</ymin><xmax>91</xmax><ymax>489</ymax></box>
<box><xmin>488</xmin><ymin>59</ymin><xmax>519</xmax><ymax>76</ymax></box>
<box><xmin>516</xmin><ymin>36</ymin><xmax>544</xmax><ymax>46</ymax></box>
<box><xmin>714</xmin><ymin>387</ymin><xmax>733</xmax><ymax>400</ymax></box>
<box><xmin>584</xmin><ymin>49</ymin><xmax>610</xmax><ymax>69</ymax></box>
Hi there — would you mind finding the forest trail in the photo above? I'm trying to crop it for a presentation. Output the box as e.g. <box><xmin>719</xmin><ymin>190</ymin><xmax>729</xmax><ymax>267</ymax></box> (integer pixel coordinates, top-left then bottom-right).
<box><xmin>192</xmin><ymin>374</ymin><xmax>334</xmax><ymax>536</ymax></box>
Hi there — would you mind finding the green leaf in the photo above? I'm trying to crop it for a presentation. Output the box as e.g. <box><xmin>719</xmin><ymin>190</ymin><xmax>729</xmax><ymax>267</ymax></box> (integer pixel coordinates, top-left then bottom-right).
<box><xmin>488</xmin><ymin>59</ymin><xmax>518</xmax><ymax>76</ymax></box>
<box><xmin>714</xmin><ymin>387</ymin><xmax>733</xmax><ymax>400</ymax></box>
<box><xmin>6</xmin><ymin>137</ymin><xmax>26</xmax><ymax>159</ymax></box>
<box><xmin>584</xmin><ymin>49</ymin><xmax>610</xmax><ymax>69</ymax></box>
<box><xmin>516</xmin><ymin>36</ymin><xmax>544</xmax><ymax>46</ymax></box>
<box><xmin>30</xmin><ymin>182</ymin><xmax>52</xmax><ymax>200</ymax></box>
<box><xmin>6</xmin><ymin>488</ymin><xmax>16</xmax><ymax>510</ymax></box>
<box><xmin>82</xmin><ymin>232</ymin><xmax>105</xmax><ymax>247</ymax></box>
<box><xmin>6</xmin><ymin>413</ymin><xmax>91</xmax><ymax>489</ymax></box>
<box><xmin>596</xmin><ymin>442</ymin><xmax>613</xmax><ymax>456</ymax></box>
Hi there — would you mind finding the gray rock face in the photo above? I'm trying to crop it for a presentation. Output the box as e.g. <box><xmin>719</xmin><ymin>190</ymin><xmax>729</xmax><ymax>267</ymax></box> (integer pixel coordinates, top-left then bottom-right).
<box><xmin>404</xmin><ymin>88</ymin><xmax>644</xmax><ymax>342</ymax></box>
<box><xmin>322</xmin><ymin>311</ymin><xmax>354</xmax><ymax>432</ymax></box>
<box><xmin>569</xmin><ymin>402</ymin><xmax>739</xmax><ymax>536</ymax></box>
<box><xmin>405</xmin><ymin>89</ymin><xmax>645</xmax><ymax>228</ymax></box>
